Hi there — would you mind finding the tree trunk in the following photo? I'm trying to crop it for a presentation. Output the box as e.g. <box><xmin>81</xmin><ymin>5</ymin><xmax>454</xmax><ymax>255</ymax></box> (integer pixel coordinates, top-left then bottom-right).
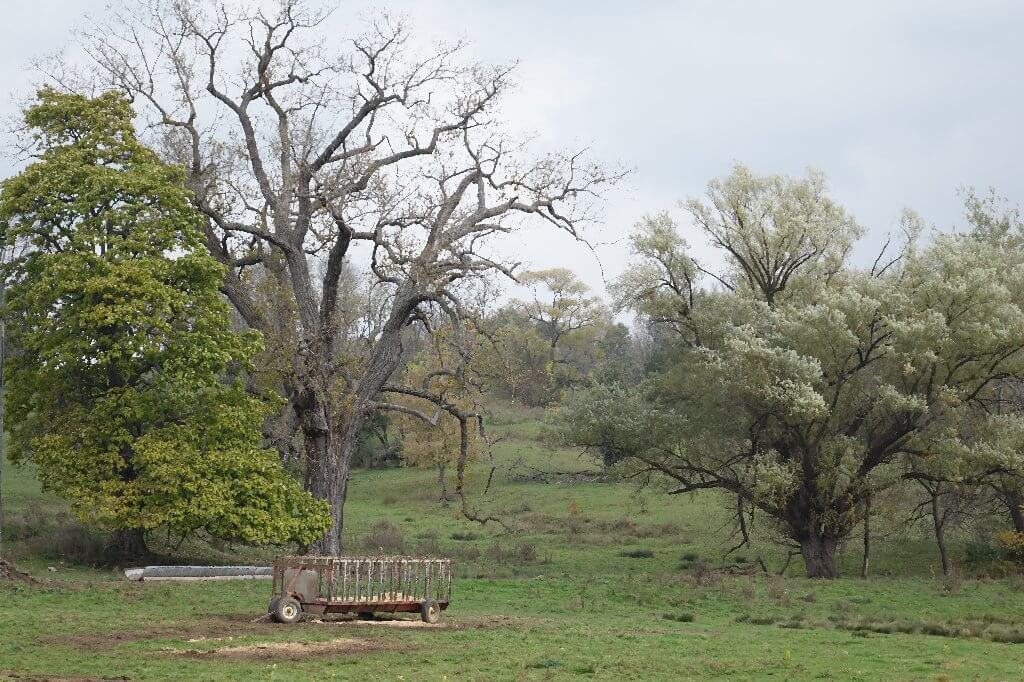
<box><xmin>861</xmin><ymin>495</ymin><xmax>871</xmax><ymax>579</ymax></box>
<box><xmin>305</xmin><ymin>420</ymin><xmax>357</xmax><ymax>556</ymax></box>
<box><xmin>106</xmin><ymin>528</ymin><xmax>149</xmax><ymax>559</ymax></box>
<box><xmin>438</xmin><ymin>462</ymin><xmax>449</xmax><ymax>505</ymax></box>
<box><xmin>301</xmin><ymin>288</ymin><xmax>417</xmax><ymax>555</ymax></box>
<box><xmin>1004</xmin><ymin>488</ymin><xmax>1024</xmax><ymax>533</ymax></box>
<box><xmin>799</xmin><ymin>534</ymin><xmax>838</xmax><ymax>578</ymax></box>
<box><xmin>931</xmin><ymin>495</ymin><xmax>951</xmax><ymax>576</ymax></box>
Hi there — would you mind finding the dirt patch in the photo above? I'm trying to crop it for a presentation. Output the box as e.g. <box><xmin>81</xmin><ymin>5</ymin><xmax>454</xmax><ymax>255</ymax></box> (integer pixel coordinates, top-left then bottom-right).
<box><xmin>55</xmin><ymin>612</ymin><xmax>512</xmax><ymax>652</ymax></box>
<box><xmin>176</xmin><ymin>637</ymin><xmax>374</xmax><ymax>661</ymax></box>
<box><xmin>319</xmin><ymin>614</ymin><xmax>519</xmax><ymax>630</ymax></box>
<box><xmin>315</xmin><ymin>618</ymin><xmax>446</xmax><ymax>628</ymax></box>
<box><xmin>0</xmin><ymin>559</ymin><xmax>39</xmax><ymax>584</ymax></box>
<box><xmin>0</xmin><ymin>672</ymin><xmax>128</xmax><ymax>682</ymax></box>
<box><xmin>55</xmin><ymin>615</ymin><xmax>289</xmax><ymax>651</ymax></box>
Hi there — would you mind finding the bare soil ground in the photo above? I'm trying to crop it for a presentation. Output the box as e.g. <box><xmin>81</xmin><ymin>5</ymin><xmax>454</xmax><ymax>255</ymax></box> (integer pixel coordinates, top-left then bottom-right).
<box><xmin>0</xmin><ymin>559</ymin><xmax>38</xmax><ymax>584</ymax></box>
<box><xmin>0</xmin><ymin>674</ymin><xmax>128</xmax><ymax>682</ymax></box>
<box><xmin>174</xmin><ymin>637</ymin><xmax>376</xmax><ymax>661</ymax></box>
<box><xmin>49</xmin><ymin>612</ymin><xmax>511</xmax><ymax>656</ymax></box>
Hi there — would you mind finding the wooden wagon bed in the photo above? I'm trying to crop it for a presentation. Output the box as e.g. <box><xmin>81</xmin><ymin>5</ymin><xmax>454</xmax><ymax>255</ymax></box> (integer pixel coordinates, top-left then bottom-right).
<box><xmin>269</xmin><ymin>555</ymin><xmax>452</xmax><ymax>623</ymax></box>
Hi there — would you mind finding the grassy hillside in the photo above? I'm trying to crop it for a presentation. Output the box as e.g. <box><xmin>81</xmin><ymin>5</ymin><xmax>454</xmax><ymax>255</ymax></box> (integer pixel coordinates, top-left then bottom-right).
<box><xmin>2</xmin><ymin>404</ymin><xmax>1024</xmax><ymax>680</ymax></box>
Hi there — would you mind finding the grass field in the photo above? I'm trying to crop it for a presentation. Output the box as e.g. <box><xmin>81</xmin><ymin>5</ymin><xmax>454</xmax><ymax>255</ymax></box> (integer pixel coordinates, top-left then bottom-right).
<box><xmin>3</xmin><ymin>404</ymin><xmax>1024</xmax><ymax>681</ymax></box>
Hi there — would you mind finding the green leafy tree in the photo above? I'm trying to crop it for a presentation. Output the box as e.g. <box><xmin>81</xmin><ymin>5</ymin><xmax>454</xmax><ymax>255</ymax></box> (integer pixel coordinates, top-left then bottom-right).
<box><xmin>477</xmin><ymin>309</ymin><xmax>561</xmax><ymax>406</ymax></box>
<box><xmin>563</xmin><ymin>166</ymin><xmax>1024</xmax><ymax>578</ymax></box>
<box><xmin>594</xmin><ymin>322</ymin><xmax>645</xmax><ymax>386</ymax></box>
<box><xmin>0</xmin><ymin>89</ymin><xmax>329</xmax><ymax>555</ymax></box>
<box><xmin>479</xmin><ymin>268</ymin><xmax>609</xmax><ymax>406</ymax></box>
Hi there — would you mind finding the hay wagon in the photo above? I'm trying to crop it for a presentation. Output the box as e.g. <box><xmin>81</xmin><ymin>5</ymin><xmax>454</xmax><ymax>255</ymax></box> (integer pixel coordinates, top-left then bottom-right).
<box><xmin>268</xmin><ymin>555</ymin><xmax>452</xmax><ymax>625</ymax></box>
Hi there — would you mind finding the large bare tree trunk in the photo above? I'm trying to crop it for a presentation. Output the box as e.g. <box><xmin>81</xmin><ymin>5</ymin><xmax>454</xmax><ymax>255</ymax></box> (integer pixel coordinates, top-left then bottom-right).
<box><xmin>301</xmin><ymin>311</ymin><xmax>406</xmax><ymax>554</ymax></box>
<box><xmin>799</xmin><ymin>533</ymin><xmax>839</xmax><ymax>579</ymax></box>
<box><xmin>787</xmin><ymin>477</ymin><xmax>846</xmax><ymax>578</ymax></box>
<box><xmin>106</xmin><ymin>528</ymin><xmax>149</xmax><ymax>559</ymax></box>
<box><xmin>304</xmin><ymin>414</ymin><xmax>360</xmax><ymax>556</ymax></box>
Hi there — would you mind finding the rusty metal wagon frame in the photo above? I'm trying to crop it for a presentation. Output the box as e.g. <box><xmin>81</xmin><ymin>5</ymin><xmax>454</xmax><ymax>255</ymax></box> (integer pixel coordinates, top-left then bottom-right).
<box><xmin>269</xmin><ymin>555</ymin><xmax>452</xmax><ymax>623</ymax></box>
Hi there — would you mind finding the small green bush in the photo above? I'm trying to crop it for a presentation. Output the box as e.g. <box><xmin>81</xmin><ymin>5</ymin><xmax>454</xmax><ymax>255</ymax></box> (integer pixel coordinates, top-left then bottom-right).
<box><xmin>619</xmin><ymin>549</ymin><xmax>655</xmax><ymax>559</ymax></box>
<box><xmin>662</xmin><ymin>612</ymin><xmax>695</xmax><ymax>623</ymax></box>
<box><xmin>964</xmin><ymin>540</ymin><xmax>1001</xmax><ymax>565</ymax></box>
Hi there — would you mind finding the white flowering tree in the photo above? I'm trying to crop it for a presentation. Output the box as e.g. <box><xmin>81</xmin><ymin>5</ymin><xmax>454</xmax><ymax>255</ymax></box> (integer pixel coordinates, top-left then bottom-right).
<box><xmin>562</xmin><ymin>167</ymin><xmax>1024</xmax><ymax>578</ymax></box>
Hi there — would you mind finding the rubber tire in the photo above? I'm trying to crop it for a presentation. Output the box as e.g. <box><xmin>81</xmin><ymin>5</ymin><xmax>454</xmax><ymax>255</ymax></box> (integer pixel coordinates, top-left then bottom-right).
<box><xmin>267</xmin><ymin>597</ymin><xmax>281</xmax><ymax>616</ymax></box>
<box><xmin>420</xmin><ymin>599</ymin><xmax>441</xmax><ymax>624</ymax></box>
<box><xmin>273</xmin><ymin>596</ymin><xmax>303</xmax><ymax>624</ymax></box>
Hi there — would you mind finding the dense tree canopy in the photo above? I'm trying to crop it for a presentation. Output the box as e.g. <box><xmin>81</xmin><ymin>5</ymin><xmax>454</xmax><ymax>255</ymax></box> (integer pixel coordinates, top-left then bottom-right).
<box><xmin>562</xmin><ymin>166</ymin><xmax>1024</xmax><ymax>578</ymax></box>
<box><xmin>0</xmin><ymin>89</ymin><xmax>329</xmax><ymax>553</ymax></box>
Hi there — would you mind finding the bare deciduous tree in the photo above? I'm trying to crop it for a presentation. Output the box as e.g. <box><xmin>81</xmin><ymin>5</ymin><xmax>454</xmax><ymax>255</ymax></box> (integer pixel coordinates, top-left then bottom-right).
<box><xmin>70</xmin><ymin>0</ymin><xmax>618</xmax><ymax>552</ymax></box>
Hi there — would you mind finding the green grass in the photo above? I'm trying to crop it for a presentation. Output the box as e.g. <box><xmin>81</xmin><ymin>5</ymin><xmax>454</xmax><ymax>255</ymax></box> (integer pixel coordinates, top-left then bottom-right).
<box><xmin>2</xmin><ymin>403</ymin><xmax>1024</xmax><ymax>680</ymax></box>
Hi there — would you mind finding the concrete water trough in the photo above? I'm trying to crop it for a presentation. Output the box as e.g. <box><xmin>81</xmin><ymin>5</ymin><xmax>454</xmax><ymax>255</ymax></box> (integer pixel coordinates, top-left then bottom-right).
<box><xmin>124</xmin><ymin>565</ymin><xmax>272</xmax><ymax>581</ymax></box>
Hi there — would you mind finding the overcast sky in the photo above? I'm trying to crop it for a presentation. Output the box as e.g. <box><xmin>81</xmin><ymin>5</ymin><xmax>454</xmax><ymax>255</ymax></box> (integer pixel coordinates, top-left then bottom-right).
<box><xmin>2</xmin><ymin>1</ymin><xmax>1022</xmax><ymax>297</ymax></box>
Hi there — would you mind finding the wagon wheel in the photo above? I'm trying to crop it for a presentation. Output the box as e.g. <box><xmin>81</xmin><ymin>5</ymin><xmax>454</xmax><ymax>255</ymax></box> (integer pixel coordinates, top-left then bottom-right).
<box><xmin>272</xmin><ymin>596</ymin><xmax>303</xmax><ymax>624</ymax></box>
<box><xmin>420</xmin><ymin>599</ymin><xmax>441</xmax><ymax>624</ymax></box>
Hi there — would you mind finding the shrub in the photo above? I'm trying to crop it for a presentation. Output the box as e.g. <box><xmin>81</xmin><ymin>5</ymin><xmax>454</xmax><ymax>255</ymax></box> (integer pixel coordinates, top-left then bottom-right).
<box><xmin>514</xmin><ymin>541</ymin><xmax>539</xmax><ymax>563</ymax></box>
<box><xmin>619</xmin><ymin>549</ymin><xmax>655</xmax><ymax>559</ymax></box>
<box><xmin>567</xmin><ymin>497</ymin><xmax>581</xmax><ymax>518</ymax></box>
<box><xmin>765</xmin><ymin>575</ymin><xmax>788</xmax><ymax>602</ymax></box>
<box><xmin>662</xmin><ymin>612</ymin><xmax>695</xmax><ymax>623</ymax></box>
<box><xmin>988</xmin><ymin>625</ymin><xmax>1024</xmax><ymax>644</ymax></box>
<box><xmin>3</xmin><ymin>508</ymin><xmax>55</xmax><ymax>541</ymax></box>
<box><xmin>689</xmin><ymin>559</ymin><xmax>719</xmax><ymax>587</ymax></box>
<box><xmin>360</xmin><ymin>520</ymin><xmax>405</xmax><ymax>554</ymax></box>
<box><xmin>833</xmin><ymin>599</ymin><xmax>854</xmax><ymax>616</ymax></box>
<box><xmin>451</xmin><ymin>531</ymin><xmax>479</xmax><ymax>541</ymax></box>
<box><xmin>678</xmin><ymin>551</ymin><xmax>700</xmax><ymax>570</ymax></box>
<box><xmin>995</xmin><ymin>530</ymin><xmax>1024</xmax><ymax>562</ymax></box>
<box><xmin>779</xmin><ymin>616</ymin><xmax>806</xmax><ymax>629</ymax></box>
<box><xmin>21</xmin><ymin>521</ymin><xmax>107</xmax><ymax>565</ymax></box>
<box><xmin>416</xmin><ymin>537</ymin><xmax>442</xmax><ymax>556</ymax></box>
<box><xmin>484</xmin><ymin>540</ymin><xmax>540</xmax><ymax>564</ymax></box>
<box><xmin>965</xmin><ymin>539</ymin><xmax>1002</xmax><ymax>566</ymax></box>
<box><xmin>454</xmin><ymin>545</ymin><xmax>481</xmax><ymax>561</ymax></box>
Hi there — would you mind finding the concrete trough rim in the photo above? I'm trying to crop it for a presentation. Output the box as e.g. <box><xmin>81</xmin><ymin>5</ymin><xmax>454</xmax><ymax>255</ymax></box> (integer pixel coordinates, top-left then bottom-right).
<box><xmin>124</xmin><ymin>565</ymin><xmax>272</xmax><ymax>581</ymax></box>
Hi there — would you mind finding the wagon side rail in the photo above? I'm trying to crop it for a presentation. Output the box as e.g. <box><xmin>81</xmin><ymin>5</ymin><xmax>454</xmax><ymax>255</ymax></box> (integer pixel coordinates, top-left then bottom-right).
<box><xmin>272</xmin><ymin>555</ymin><xmax>451</xmax><ymax>606</ymax></box>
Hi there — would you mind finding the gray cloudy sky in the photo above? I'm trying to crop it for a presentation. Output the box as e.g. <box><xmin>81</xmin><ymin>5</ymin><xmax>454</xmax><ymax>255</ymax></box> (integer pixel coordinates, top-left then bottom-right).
<box><xmin>3</xmin><ymin>1</ymin><xmax>1022</xmax><ymax>296</ymax></box>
